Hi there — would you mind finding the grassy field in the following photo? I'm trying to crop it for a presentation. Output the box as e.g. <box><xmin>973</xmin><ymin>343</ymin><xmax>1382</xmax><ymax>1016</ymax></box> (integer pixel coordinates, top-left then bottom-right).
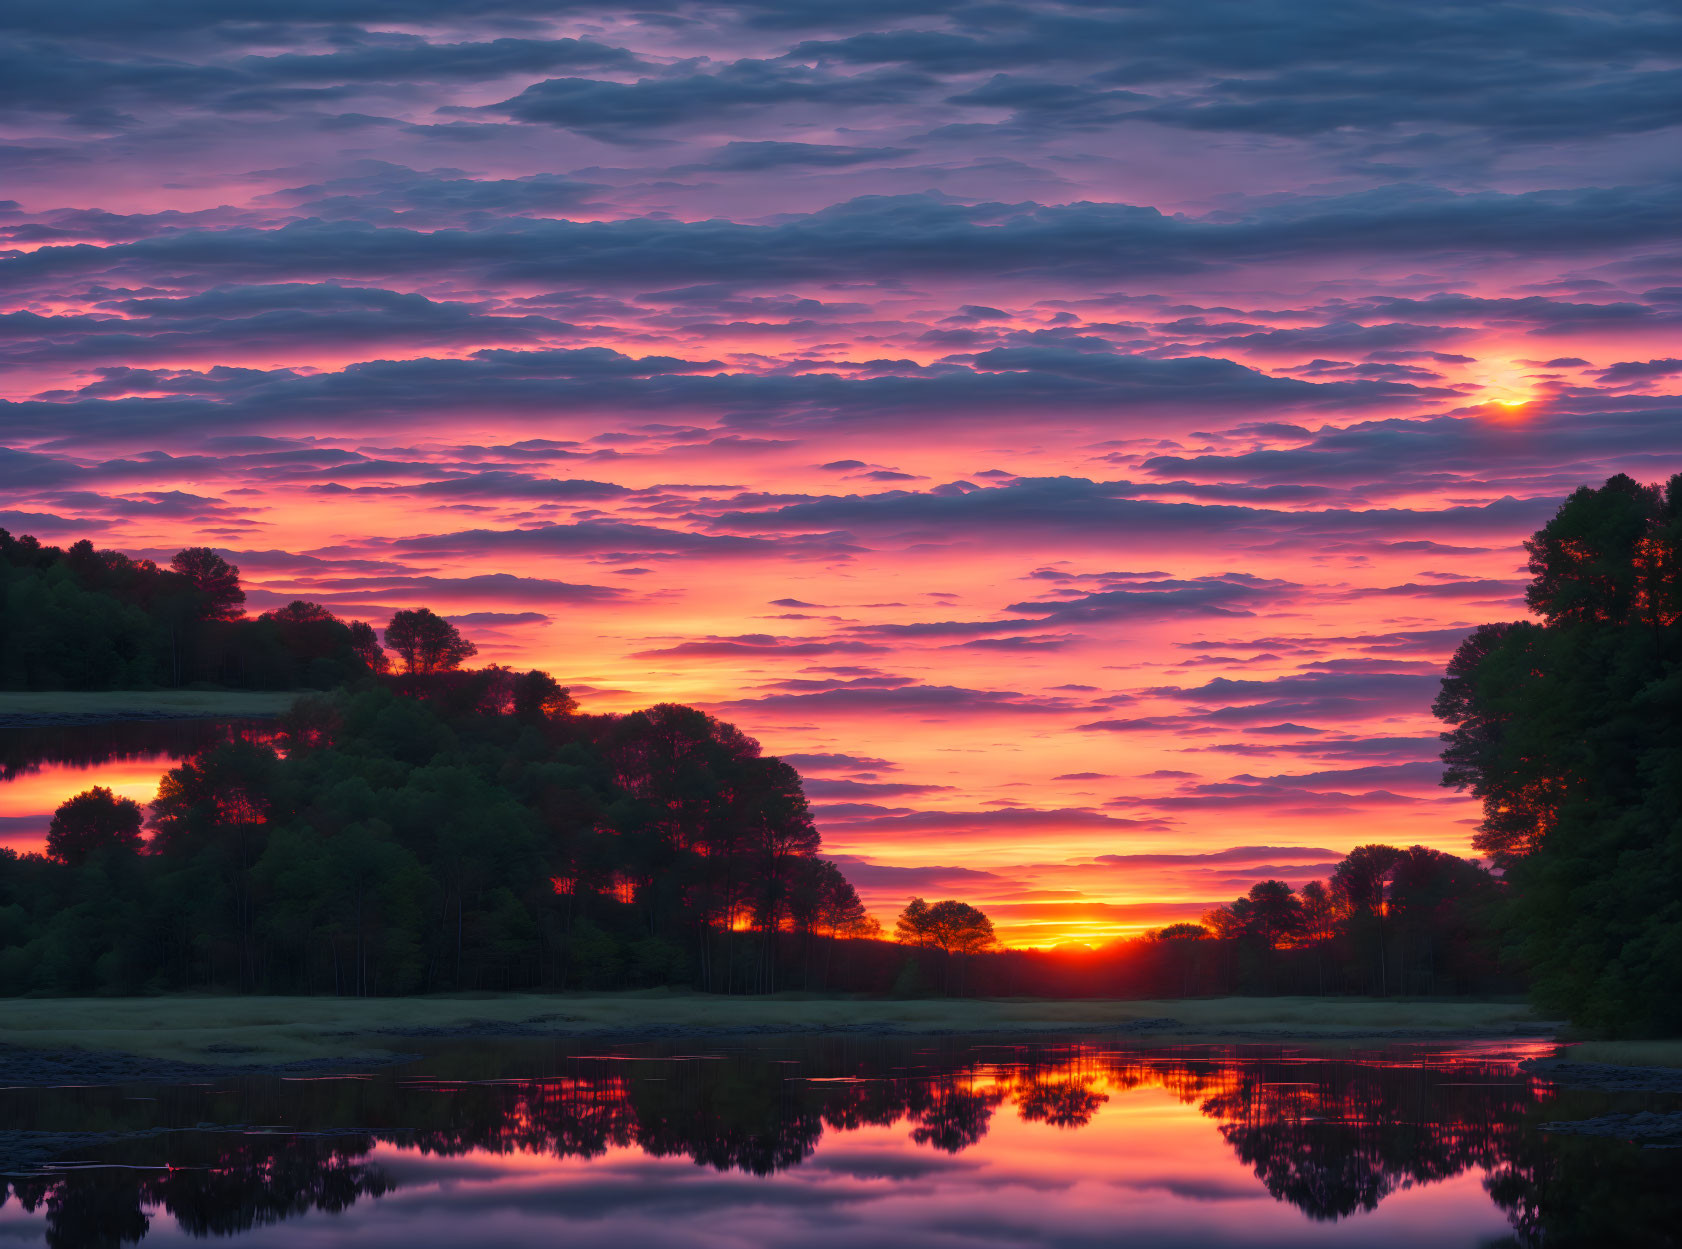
<box><xmin>0</xmin><ymin>993</ymin><xmax>1552</xmax><ymax>1067</ymax></box>
<box><xmin>0</xmin><ymin>690</ymin><xmax>299</xmax><ymax>719</ymax></box>
<box><xmin>1558</xmin><ymin>1040</ymin><xmax>1682</xmax><ymax>1068</ymax></box>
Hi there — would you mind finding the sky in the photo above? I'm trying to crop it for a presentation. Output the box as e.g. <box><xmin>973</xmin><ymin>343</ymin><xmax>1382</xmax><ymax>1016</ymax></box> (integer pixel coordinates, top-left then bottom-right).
<box><xmin>2</xmin><ymin>1</ymin><xmax>1680</xmax><ymax>947</ymax></box>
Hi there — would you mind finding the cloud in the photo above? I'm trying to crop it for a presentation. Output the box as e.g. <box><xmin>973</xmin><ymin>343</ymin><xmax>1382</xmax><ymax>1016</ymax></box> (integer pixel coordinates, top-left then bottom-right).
<box><xmin>720</xmin><ymin>682</ymin><xmax>1081</xmax><ymax>715</ymax></box>
<box><xmin>708</xmin><ymin>476</ymin><xmax>1554</xmax><ymax>546</ymax></box>
<box><xmin>271</xmin><ymin>165</ymin><xmax>611</xmax><ymax>224</ymax></box>
<box><xmin>447</xmin><ymin>610</ymin><xmax>549</xmax><ymax>625</ymax></box>
<box><xmin>1003</xmin><ymin>573</ymin><xmax>1297</xmax><ymax>623</ymax></box>
<box><xmin>309</xmin><ymin>470</ymin><xmax>629</xmax><ymax>502</ymax></box>
<box><xmin>376</xmin><ymin>519</ymin><xmax>854</xmax><ymax>562</ymax></box>
<box><xmin>0</xmin><ymin>284</ymin><xmax>580</xmax><ymax>368</ymax></box>
<box><xmin>698</xmin><ymin>141</ymin><xmax>915</xmax><ymax>170</ymax></box>
<box><xmin>0</xmin><ymin>343</ymin><xmax>1437</xmax><ymax>447</ymax></box>
<box><xmin>9</xmin><ymin>183</ymin><xmax>1676</xmax><ymax>299</ymax></box>
<box><xmin>1140</xmin><ymin>406</ymin><xmax>1682</xmax><ymax>492</ymax></box>
<box><xmin>630</xmin><ymin>636</ymin><xmax>885</xmax><ymax>659</ymax></box>
<box><xmin>1119</xmin><ymin>670</ymin><xmax>1447</xmax><ymax>729</ymax></box>
<box><xmin>820</xmin><ymin>854</ymin><xmax>1008</xmax><ymax>893</ymax></box>
<box><xmin>1596</xmin><ymin>358</ymin><xmax>1682</xmax><ymax>384</ymax></box>
<box><xmin>489</xmin><ymin>62</ymin><xmax>926</xmax><ymax>141</ymax></box>
<box><xmin>293</xmin><ymin>572</ymin><xmax>626</xmax><ymax>603</ymax></box>
<box><xmin>820</xmin><ymin>807</ymin><xmax>1166</xmax><ymax>834</ymax></box>
<box><xmin>782</xmin><ymin>752</ymin><xmax>898</xmax><ymax>772</ymax></box>
<box><xmin>951</xmin><ymin>634</ymin><xmax>1079</xmax><ymax>650</ymax></box>
<box><xmin>1206</xmin><ymin>321</ymin><xmax>1474</xmax><ymax>359</ymax></box>
<box><xmin>802</xmin><ymin>778</ymin><xmax>952</xmax><ymax>798</ymax></box>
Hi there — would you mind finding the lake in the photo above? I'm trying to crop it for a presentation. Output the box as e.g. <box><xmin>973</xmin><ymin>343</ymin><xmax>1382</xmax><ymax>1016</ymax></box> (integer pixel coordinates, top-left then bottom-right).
<box><xmin>2</xmin><ymin>1036</ymin><xmax>1677</xmax><ymax>1247</ymax></box>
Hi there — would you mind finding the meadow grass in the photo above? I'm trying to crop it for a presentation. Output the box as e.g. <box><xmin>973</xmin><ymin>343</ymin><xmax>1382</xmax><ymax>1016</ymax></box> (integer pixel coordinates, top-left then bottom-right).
<box><xmin>0</xmin><ymin>690</ymin><xmax>298</xmax><ymax>719</ymax></box>
<box><xmin>0</xmin><ymin>992</ymin><xmax>1551</xmax><ymax>1067</ymax></box>
<box><xmin>1558</xmin><ymin>1040</ymin><xmax>1682</xmax><ymax>1068</ymax></box>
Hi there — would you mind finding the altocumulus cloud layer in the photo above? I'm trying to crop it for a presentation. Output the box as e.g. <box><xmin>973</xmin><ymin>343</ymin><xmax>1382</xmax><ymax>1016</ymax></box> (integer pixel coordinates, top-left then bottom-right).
<box><xmin>2</xmin><ymin>0</ymin><xmax>1680</xmax><ymax>943</ymax></box>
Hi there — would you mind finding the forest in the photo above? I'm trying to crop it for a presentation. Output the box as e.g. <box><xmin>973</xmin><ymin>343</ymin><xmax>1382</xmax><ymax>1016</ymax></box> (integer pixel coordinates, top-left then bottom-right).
<box><xmin>0</xmin><ymin>680</ymin><xmax>877</xmax><ymax>996</ymax></box>
<box><xmin>0</xmin><ymin>530</ymin><xmax>382</xmax><ymax>690</ymax></box>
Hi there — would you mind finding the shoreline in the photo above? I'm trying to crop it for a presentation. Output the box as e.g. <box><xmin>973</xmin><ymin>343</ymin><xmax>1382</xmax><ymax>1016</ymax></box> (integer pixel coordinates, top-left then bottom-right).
<box><xmin>0</xmin><ymin>992</ymin><xmax>1556</xmax><ymax>1084</ymax></box>
<box><xmin>8</xmin><ymin>994</ymin><xmax>1676</xmax><ymax>1151</ymax></box>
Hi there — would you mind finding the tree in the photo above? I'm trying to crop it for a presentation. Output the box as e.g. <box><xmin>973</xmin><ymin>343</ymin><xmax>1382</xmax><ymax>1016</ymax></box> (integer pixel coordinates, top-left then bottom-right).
<box><xmin>46</xmin><ymin>786</ymin><xmax>144</xmax><ymax>866</ymax></box>
<box><xmin>384</xmin><ymin>608</ymin><xmax>477</xmax><ymax>675</ymax></box>
<box><xmin>1245</xmin><ymin>880</ymin><xmax>1303</xmax><ymax>948</ymax></box>
<box><xmin>1153</xmin><ymin>923</ymin><xmax>1210</xmax><ymax>941</ymax></box>
<box><xmin>896</xmin><ymin>897</ymin><xmax>932</xmax><ymax>946</ymax></box>
<box><xmin>1523</xmin><ymin>473</ymin><xmax>1664</xmax><ymax>626</ymax></box>
<box><xmin>347</xmin><ymin>620</ymin><xmax>390</xmax><ymax>675</ymax></box>
<box><xmin>512</xmin><ymin>669</ymin><xmax>577</xmax><ymax>722</ymax></box>
<box><xmin>895</xmin><ymin>897</ymin><xmax>996</xmax><ymax>955</ymax></box>
<box><xmin>895</xmin><ymin>897</ymin><xmax>996</xmax><ymax>997</ymax></box>
<box><xmin>1205</xmin><ymin>880</ymin><xmax>1302</xmax><ymax>950</ymax></box>
<box><xmin>1298</xmin><ymin>881</ymin><xmax>1335</xmax><ymax>945</ymax></box>
<box><xmin>1435</xmin><ymin>473</ymin><xmax>1682</xmax><ymax>1031</ymax></box>
<box><xmin>1331</xmin><ymin>845</ymin><xmax>1403</xmax><ymax>917</ymax></box>
<box><xmin>170</xmin><ymin>548</ymin><xmax>245</xmax><ymax>620</ymax></box>
<box><xmin>263</xmin><ymin>600</ymin><xmax>341</xmax><ymax>658</ymax></box>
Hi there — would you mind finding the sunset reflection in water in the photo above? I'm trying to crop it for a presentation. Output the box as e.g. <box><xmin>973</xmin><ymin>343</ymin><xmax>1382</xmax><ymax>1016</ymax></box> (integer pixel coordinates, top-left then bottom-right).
<box><xmin>0</xmin><ymin>721</ymin><xmax>273</xmax><ymax>854</ymax></box>
<box><xmin>5</xmin><ymin>1038</ymin><xmax>1669</xmax><ymax>1248</ymax></box>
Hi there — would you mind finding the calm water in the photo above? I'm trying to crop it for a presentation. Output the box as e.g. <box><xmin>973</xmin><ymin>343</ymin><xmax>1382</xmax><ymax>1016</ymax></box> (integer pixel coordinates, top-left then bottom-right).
<box><xmin>2</xmin><ymin>1036</ymin><xmax>1678</xmax><ymax>1248</ymax></box>
<box><xmin>0</xmin><ymin>720</ymin><xmax>266</xmax><ymax>854</ymax></box>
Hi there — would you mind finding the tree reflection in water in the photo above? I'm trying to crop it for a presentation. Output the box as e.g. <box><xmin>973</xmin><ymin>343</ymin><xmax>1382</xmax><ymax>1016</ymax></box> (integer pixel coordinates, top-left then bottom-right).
<box><xmin>0</xmin><ymin>720</ymin><xmax>272</xmax><ymax>783</ymax></box>
<box><xmin>2</xmin><ymin>1041</ymin><xmax>1674</xmax><ymax>1247</ymax></box>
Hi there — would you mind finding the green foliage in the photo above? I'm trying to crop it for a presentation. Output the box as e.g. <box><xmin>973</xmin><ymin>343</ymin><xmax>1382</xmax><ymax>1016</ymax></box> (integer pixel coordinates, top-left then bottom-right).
<box><xmin>1198</xmin><ymin>846</ymin><xmax>1505</xmax><ymax>996</ymax></box>
<box><xmin>46</xmin><ymin>785</ymin><xmax>144</xmax><ymax>866</ymax></box>
<box><xmin>890</xmin><ymin>956</ymin><xmax>927</xmax><ymax>998</ymax></box>
<box><xmin>0</xmin><ymin>530</ymin><xmax>384</xmax><ymax>690</ymax></box>
<box><xmin>894</xmin><ymin>897</ymin><xmax>997</xmax><ymax>955</ymax></box>
<box><xmin>1435</xmin><ymin>473</ymin><xmax>1682</xmax><ymax>1033</ymax></box>
<box><xmin>0</xmin><ymin>687</ymin><xmax>858</xmax><ymax>996</ymax></box>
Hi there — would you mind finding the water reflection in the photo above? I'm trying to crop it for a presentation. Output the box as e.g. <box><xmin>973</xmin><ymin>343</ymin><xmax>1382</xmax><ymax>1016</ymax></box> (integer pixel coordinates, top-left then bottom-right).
<box><xmin>0</xmin><ymin>719</ymin><xmax>270</xmax><ymax>783</ymax></box>
<box><xmin>0</xmin><ymin>720</ymin><xmax>269</xmax><ymax>853</ymax></box>
<box><xmin>2</xmin><ymin>1039</ymin><xmax>1676</xmax><ymax>1247</ymax></box>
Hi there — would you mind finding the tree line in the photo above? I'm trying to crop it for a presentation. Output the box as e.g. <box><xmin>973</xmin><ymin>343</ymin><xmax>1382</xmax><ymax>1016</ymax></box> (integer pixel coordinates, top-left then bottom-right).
<box><xmin>0</xmin><ymin>674</ymin><xmax>877</xmax><ymax>996</ymax></box>
<box><xmin>0</xmin><ymin>530</ymin><xmax>391</xmax><ymax>690</ymax></box>
<box><xmin>1136</xmin><ymin>844</ymin><xmax>1508</xmax><ymax>998</ymax></box>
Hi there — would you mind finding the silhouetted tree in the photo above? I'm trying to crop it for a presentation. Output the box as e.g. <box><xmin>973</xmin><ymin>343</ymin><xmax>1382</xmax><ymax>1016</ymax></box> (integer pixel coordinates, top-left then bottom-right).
<box><xmin>1154</xmin><ymin>922</ymin><xmax>1209</xmax><ymax>941</ymax></box>
<box><xmin>170</xmin><ymin>547</ymin><xmax>245</xmax><ymax>620</ymax></box>
<box><xmin>384</xmin><ymin>608</ymin><xmax>477</xmax><ymax>675</ymax></box>
<box><xmin>45</xmin><ymin>786</ymin><xmax>144</xmax><ymax>866</ymax></box>
<box><xmin>895</xmin><ymin>897</ymin><xmax>997</xmax><ymax>955</ymax></box>
<box><xmin>1205</xmin><ymin>880</ymin><xmax>1302</xmax><ymax>949</ymax></box>
<box><xmin>347</xmin><ymin>620</ymin><xmax>390</xmax><ymax>675</ymax></box>
<box><xmin>512</xmin><ymin>669</ymin><xmax>577</xmax><ymax>721</ymax></box>
<box><xmin>895</xmin><ymin>897</ymin><xmax>996</xmax><ymax>995</ymax></box>
<box><xmin>1435</xmin><ymin>473</ymin><xmax>1682</xmax><ymax>1031</ymax></box>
